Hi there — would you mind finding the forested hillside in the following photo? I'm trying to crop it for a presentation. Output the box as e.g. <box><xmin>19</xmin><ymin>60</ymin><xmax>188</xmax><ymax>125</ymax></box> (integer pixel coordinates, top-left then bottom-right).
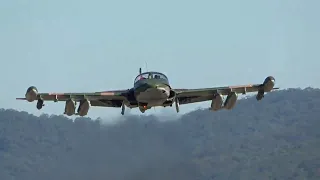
<box><xmin>1</xmin><ymin>88</ymin><xmax>320</xmax><ymax>180</ymax></box>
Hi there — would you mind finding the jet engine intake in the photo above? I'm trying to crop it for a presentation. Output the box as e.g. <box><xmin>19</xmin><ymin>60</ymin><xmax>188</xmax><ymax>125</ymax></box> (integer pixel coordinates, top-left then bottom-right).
<box><xmin>263</xmin><ymin>76</ymin><xmax>275</xmax><ymax>92</ymax></box>
<box><xmin>224</xmin><ymin>92</ymin><xmax>237</xmax><ymax>110</ymax></box>
<box><xmin>25</xmin><ymin>86</ymin><xmax>38</xmax><ymax>102</ymax></box>
<box><xmin>210</xmin><ymin>93</ymin><xmax>223</xmax><ymax>111</ymax></box>
<box><xmin>64</xmin><ymin>99</ymin><xmax>76</xmax><ymax>116</ymax></box>
<box><xmin>167</xmin><ymin>90</ymin><xmax>176</xmax><ymax>100</ymax></box>
<box><xmin>77</xmin><ymin>99</ymin><xmax>91</xmax><ymax>116</ymax></box>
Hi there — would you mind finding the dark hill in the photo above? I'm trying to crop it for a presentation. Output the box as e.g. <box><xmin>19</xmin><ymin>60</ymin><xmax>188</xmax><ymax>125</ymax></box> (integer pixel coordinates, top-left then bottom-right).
<box><xmin>1</xmin><ymin>88</ymin><xmax>320</xmax><ymax>180</ymax></box>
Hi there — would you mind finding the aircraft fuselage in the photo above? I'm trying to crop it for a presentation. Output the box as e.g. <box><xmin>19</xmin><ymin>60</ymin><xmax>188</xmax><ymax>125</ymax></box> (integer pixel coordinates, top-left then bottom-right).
<box><xmin>133</xmin><ymin>76</ymin><xmax>172</xmax><ymax>107</ymax></box>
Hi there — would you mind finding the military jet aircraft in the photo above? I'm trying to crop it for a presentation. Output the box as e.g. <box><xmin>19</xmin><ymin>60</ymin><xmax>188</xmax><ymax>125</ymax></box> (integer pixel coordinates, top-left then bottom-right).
<box><xmin>16</xmin><ymin>68</ymin><xmax>278</xmax><ymax>116</ymax></box>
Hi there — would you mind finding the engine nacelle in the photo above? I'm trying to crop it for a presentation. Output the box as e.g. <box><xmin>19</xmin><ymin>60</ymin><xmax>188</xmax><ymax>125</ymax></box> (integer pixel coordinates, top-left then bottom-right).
<box><xmin>77</xmin><ymin>99</ymin><xmax>91</xmax><ymax>116</ymax></box>
<box><xmin>263</xmin><ymin>76</ymin><xmax>275</xmax><ymax>92</ymax></box>
<box><xmin>224</xmin><ymin>92</ymin><xmax>237</xmax><ymax>110</ymax></box>
<box><xmin>25</xmin><ymin>86</ymin><xmax>38</xmax><ymax>102</ymax></box>
<box><xmin>210</xmin><ymin>93</ymin><xmax>223</xmax><ymax>111</ymax></box>
<box><xmin>64</xmin><ymin>99</ymin><xmax>76</xmax><ymax>116</ymax></box>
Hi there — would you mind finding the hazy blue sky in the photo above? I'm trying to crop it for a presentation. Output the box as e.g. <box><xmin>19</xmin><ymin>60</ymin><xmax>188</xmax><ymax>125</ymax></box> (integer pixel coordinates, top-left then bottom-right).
<box><xmin>1</xmin><ymin>0</ymin><xmax>319</xmax><ymax>119</ymax></box>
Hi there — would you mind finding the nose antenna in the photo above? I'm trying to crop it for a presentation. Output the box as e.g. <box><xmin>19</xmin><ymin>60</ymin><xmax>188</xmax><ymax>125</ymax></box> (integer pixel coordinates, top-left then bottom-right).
<box><xmin>139</xmin><ymin>68</ymin><xmax>142</xmax><ymax>75</ymax></box>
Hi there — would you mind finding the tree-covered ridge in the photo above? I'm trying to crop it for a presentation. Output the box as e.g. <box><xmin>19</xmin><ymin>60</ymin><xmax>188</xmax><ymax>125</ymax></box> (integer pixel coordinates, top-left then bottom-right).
<box><xmin>0</xmin><ymin>88</ymin><xmax>320</xmax><ymax>180</ymax></box>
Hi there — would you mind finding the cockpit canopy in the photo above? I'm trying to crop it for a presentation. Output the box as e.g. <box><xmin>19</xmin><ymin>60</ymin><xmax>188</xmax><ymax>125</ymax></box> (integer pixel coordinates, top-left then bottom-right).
<box><xmin>134</xmin><ymin>71</ymin><xmax>168</xmax><ymax>83</ymax></box>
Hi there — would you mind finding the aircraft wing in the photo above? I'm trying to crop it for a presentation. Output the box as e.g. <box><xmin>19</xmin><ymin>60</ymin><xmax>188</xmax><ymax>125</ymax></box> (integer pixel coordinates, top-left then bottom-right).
<box><xmin>16</xmin><ymin>87</ymin><xmax>129</xmax><ymax>108</ymax></box>
<box><xmin>173</xmin><ymin>76</ymin><xmax>279</xmax><ymax>105</ymax></box>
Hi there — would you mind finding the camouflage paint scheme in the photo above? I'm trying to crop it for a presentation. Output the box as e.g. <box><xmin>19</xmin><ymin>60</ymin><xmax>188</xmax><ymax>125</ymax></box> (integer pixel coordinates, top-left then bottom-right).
<box><xmin>16</xmin><ymin>68</ymin><xmax>279</xmax><ymax>116</ymax></box>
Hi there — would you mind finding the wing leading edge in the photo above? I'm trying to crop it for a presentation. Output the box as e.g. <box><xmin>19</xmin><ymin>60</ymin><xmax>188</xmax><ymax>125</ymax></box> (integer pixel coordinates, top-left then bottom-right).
<box><xmin>16</xmin><ymin>86</ymin><xmax>129</xmax><ymax>108</ymax></box>
<box><xmin>173</xmin><ymin>76</ymin><xmax>278</xmax><ymax>105</ymax></box>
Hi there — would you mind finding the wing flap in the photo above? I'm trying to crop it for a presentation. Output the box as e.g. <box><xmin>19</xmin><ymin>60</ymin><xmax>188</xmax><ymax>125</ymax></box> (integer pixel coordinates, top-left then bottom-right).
<box><xmin>90</xmin><ymin>99</ymin><xmax>123</xmax><ymax>107</ymax></box>
<box><xmin>38</xmin><ymin>93</ymin><xmax>126</xmax><ymax>101</ymax></box>
<box><xmin>175</xmin><ymin>84</ymin><xmax>261</xmax><ymax>97</ymax></box>
<box><xmin>17</xmin><ymin>90</ymin><xmax>129</xmax><ymax>102</ymax></box>
<box><xmin>178</xmin><ymin>95</ymin><xmax>213</xmax><ymax>105</ymax></box>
